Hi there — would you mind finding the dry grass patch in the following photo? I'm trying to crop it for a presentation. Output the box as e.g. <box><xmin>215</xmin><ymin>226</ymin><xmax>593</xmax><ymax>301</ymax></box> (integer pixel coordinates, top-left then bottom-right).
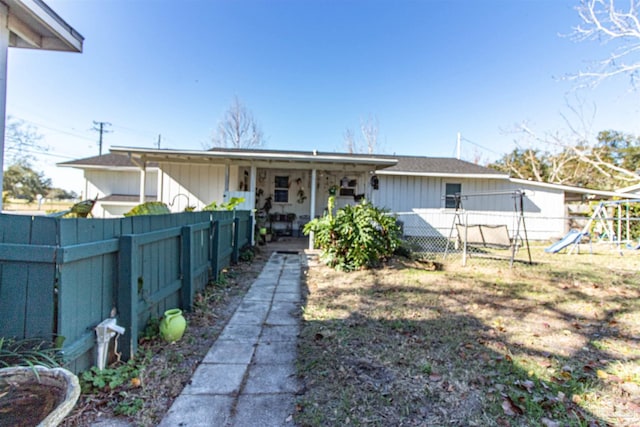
<box><xmin>296</xmin><ymin>250</ymin><xmax>640</xmax><ymax>426</ymax></box>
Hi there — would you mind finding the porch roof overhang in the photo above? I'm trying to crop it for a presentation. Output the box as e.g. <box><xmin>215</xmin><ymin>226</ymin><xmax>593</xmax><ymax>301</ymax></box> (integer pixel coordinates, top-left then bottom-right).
<box><xmin>109</xmin><ymin>146</ymin><xmax>398</xmax><ymax>172</ymax></box>
<box><xmin>510</xmin><ymin>178</ymin><xmax>639</xmax><ymax>201</ymax></box>
<box><xmin>6</xmin><ymin>0</ymin><xmax>84</xmax><ymax>52</ymax></box>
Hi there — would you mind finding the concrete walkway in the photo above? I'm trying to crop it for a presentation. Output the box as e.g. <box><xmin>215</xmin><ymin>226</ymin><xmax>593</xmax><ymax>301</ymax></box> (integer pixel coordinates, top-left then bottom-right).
<box><xmin>159</xmin><ymin>251</ymin><xmax>303</xmax><ymax>427</ymax></box>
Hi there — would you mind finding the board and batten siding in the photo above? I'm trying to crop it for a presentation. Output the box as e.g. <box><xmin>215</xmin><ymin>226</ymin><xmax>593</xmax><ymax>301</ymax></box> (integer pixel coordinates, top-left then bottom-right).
<box><xmin>159</xmin><ymin>163</ymin><xmax>238</xmax><ymax>210</ymax></box>
<box><xmin>85</xmin><ymin>170</ymin><xmax>158</xmax><ymax>200</ymax></box>
<box><xmin>376</xmin><ymin>175</ymin><xmax>567</xmax><ymax>240</ymax></box>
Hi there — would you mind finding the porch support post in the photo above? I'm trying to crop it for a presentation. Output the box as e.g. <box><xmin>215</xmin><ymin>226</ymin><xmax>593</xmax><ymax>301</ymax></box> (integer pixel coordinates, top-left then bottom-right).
<box><xmin>250</xmin><ymin>164</ymin><xmax>257</xmax><ymax>245</ymax></box>
<box><xmin>157</xmin><ymin>168</ymin><xmax>163</xmax><ymax>202</ymax></box>
<box><xmin>139</xmin><ymin>163</ymin><xmax>146</xmax><ymax>204</ymax></box>
<box><xmin>223</xmin><ymin>162</ymin><xmax>230</xmax><ymax>201</ymax></box>
<box><xmin>0</xmin><ymin>5</ymin><xmax>9</xmax><ymax>211</ymax></box>
<box><xmin>309</xmin><ymin>168</ymin><xmax>317</xmax><ymax>250</ymax></box>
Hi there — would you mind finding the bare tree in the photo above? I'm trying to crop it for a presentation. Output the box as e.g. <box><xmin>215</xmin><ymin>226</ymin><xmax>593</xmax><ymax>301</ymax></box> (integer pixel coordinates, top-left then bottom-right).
<box><xmin>211</xmin><ymin>97</ymin><xmax>265</xmax><ymax>149</ymax></box>
<box><xmin>5</xmin><ymin>116</ymin><xmax>48</xmax><ymax>166</ymax></box>
<box><xmin>343</xmin><ymin>115</ymin><xmax>380</xmax><ymax>154</ymax></box>
<box><xmin>497</xmin><ymin>99</ymin><xmax>640</xmax><ymax>188</ymax></box>
<box><xmin>570</xmin><ymin>0</ymin><xmax>640</xmax><ymax>87</ymax></box>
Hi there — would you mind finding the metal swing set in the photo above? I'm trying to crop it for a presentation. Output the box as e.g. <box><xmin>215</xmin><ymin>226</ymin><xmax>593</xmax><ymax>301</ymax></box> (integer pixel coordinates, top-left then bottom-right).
<box><xmin>443</xmin><ymin>190</ymin><xmax>532</xmax><ymax>267</ymax></box>
<box><xmin>565</xmin><ymin>199</ymin><xmax>640</xmax><ymax>255</ymax></box>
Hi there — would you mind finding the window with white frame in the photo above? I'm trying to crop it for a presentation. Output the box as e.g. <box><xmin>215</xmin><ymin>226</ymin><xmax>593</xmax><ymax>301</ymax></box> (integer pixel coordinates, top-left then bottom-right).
<box><xmin>444</xmin><ymin>183</ymin><xmax>461</xmax><ymax>209</ymax></box>
<box><xmin>274</xmin><ymin>176</ymin><xmax>289</xmax><ymax>203</ymax></box>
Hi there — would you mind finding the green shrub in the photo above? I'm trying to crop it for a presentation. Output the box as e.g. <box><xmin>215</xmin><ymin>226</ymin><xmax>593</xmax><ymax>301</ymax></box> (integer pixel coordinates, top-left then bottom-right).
<box><xmin>203</xmin><ymin>197</ymin><xmax>245</xmax><ymax>211</ymax></box>
<box><xmin>124</xmin><ymin>201</ymin><xmax>171</xmax><ymax>216</ymax></box>
<box><xmin>304</xmin><ymin>197</ymin><xmax>401</xmax><ymax>271</ymax></box>
<box><xmin>0</xmin><ymin>337</ymin><xmax>62</xmax><ymax>368</ymax></box>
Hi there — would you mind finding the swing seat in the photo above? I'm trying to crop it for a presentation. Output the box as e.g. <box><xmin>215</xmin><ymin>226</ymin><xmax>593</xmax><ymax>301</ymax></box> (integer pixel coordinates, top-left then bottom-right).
<box><xmin>456</xmin><ymin>224</ymin><xmax>512</xmax><ymax>248</ymax></box>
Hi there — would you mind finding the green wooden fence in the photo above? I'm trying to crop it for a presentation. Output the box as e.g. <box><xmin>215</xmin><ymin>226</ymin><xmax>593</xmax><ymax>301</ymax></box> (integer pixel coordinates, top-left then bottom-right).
<box><xmin>0</xmin><ymin>210</ymin><xmax>252</xmax><ymax>373</ymax></box>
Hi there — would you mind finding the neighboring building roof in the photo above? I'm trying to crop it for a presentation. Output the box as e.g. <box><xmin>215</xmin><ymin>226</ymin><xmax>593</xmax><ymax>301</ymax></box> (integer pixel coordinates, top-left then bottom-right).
<box><xmin>7</xmin><ymin>0</ymin><xmax>84</xmax><ymax>52</ymax></box>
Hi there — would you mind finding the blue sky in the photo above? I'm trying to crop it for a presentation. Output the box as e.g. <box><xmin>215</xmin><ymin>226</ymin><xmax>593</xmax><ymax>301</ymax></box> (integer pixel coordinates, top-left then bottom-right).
<box><xmin>7</xmin><ymin>0</ymin><xmax>640</xmax><ymax>193</ymax></box>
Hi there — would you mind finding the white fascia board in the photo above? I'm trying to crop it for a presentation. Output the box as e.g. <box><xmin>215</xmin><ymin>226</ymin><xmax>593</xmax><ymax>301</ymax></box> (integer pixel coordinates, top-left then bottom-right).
<box><xmin>377</xmin><ymin>170</ymin><xmax>510</xmax><ymax>179</ymax></box>
<box><xmin>617</xmin><ymin>182</ymin><xmax>640</xmax><ymax>193</ymax></box>
<box><xmin>9</xmin><ymin>0</ymin><xmax>83</xmax><ymax>52</ymax></box>
<box><xmin>58</xmin><ymin>164</ymin><xmax>160</xmax><ymax>172</ymax></box>
<box><xmin>510</xmin><ymin>178</ymin><xmax>635</xmax><ymax>198</ymax></box>
<box><xmin>110</xmin><ymin>146</ymin><xmax>398</xmax><ymax>167</ymax></box>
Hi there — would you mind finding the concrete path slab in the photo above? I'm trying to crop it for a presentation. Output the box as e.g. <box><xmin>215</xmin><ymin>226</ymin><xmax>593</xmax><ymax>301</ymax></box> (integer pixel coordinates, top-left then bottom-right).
<box><xmin>158</xmin><ymin>251</ymin><xmax>303</xmax><ymax>427</ymax></box>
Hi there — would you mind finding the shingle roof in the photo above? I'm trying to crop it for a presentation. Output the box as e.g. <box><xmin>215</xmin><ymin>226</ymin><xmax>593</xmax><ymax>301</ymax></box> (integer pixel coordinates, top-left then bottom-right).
<box><xmin>381</xmin><ymin>155</ymin><xmax>505</xmax><ymax>176</ymax></box>
<box><xmin>59</xmin><ymin>150</ymin><xmax>503</xmax><ymax>176</ymax></box>
<box><xmin>58</xmin><ymin>153</ymin><xmax>158</xmax><ymax>168</ymax></box>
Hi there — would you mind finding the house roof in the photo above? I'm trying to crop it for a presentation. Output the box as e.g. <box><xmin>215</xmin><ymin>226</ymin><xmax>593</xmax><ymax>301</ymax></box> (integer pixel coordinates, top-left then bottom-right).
<box><xmin>58</xmin><ymin>153</ymin><xmax>159</xmax><ymax>170</ymax></box>
<box><xmin>7</xmin><ymin>0</ymin><xmax>84</xmax><ymax>52</ymax></box>
<box><xmin>107</xmin><ymin>146</ymin><xmax>398</xmax><ymax>172</ymax></box>
<box><xmin>510</xmin><ymin>178</ymin><xmax>639</xmax><ymax>200</ymax></box>
<box><xmin>63</xmin><ymin>147</ymin><xmax>505</xmax><ymax>178</ymax></box>
<box><xmin>378</xmin><ymin>155</ymin><xmax>508</xmax><ymax>178</ymax></box>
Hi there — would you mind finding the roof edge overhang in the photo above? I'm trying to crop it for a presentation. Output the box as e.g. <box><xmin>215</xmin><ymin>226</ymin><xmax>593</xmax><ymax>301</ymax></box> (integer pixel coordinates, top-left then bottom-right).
<box><xmin>377</xmin><ymin>170</ymin><xmax>510</xmax><ymax>179</ymax></box>
<box><xmin>109</xmin><ymin>146</ymin><xmax>398</xmax><ymax>169</ymax></box>
<box><xmin>510</xmin><ymin>178</ymin><xmax>638</xmax><ymax>199</ymax></box>
<box><xmin>57</xmin><ymin>164</ymin><xmax>160</xmax><ymax>172</ymax></box>
<box><xmin>7</xmin><ymin>0</ymin><xmax>83</xmax><ymax>52</ymax></box>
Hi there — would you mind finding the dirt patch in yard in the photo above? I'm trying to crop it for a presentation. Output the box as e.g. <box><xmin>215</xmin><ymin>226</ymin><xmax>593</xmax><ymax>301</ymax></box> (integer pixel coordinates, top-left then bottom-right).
<box><xmin>295</xmin><ymin>251</ymin><xmax>640</xmax><ymax>426</ymax></box>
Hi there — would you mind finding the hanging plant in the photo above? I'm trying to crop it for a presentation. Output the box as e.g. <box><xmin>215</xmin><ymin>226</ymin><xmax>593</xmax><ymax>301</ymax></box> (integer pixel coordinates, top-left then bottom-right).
<box><xmin>297</xmin><ymin>189</ymin><xmax>307</xmax><ymax>204</ymax></box>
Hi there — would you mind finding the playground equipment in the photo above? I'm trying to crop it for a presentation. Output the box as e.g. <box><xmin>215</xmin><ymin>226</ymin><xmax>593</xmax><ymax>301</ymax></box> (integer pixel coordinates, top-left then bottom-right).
<box><xmin>443</xmin><ymin>190</ymin><xmax>532</xmax><ymax>267</ymax></box>
<box><xmin>547</xmin><ymin>199</ymin><xmax>640</xmax><ymax>255</ymax></box>
<box><xmin>544</xmin><ymin>229</ymin><xmax>585</xmax><ymax>254</ymax></box>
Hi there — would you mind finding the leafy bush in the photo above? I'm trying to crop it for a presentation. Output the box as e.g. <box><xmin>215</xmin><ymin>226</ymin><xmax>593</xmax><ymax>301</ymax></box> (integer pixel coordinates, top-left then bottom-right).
<box><xmin>304</xmin><ymin>197</ymin><xmax>401</xmax><ymax>271</ymax></box>
<box><xmin>0</xmin><ymin>337</ymin><xmax>62</xmax><ymax>368</ymax></box>
<box><xmin>124</xmin><ymin>201</ymin><xmax>171</xmax><ymax>216</ymax></box>
<box><xmin>203</xmin><ymin>197</ymin><xmax>245</xmax><ymax>211</ymax></box>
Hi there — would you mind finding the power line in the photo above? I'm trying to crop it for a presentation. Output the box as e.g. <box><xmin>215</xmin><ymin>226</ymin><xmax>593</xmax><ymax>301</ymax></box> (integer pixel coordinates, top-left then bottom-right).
<box><xmin>460</xmin><ymin>136</ymin><xmax>502</xmax><ymax>155</ymax></box>
<box><xmin>8</xmin><ymin>115</ymin><xmax>96</xmax><ymax>143</ymax></box>
<box><xmin>92</xmin><ymin>121</ymin><xmax>112</xmax><ymax>155</ymax></box>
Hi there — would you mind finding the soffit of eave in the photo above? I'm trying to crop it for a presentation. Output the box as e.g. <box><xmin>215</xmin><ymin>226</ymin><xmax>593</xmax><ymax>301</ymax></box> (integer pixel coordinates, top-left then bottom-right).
<box><xmin>6</xmin><ymin>0</ymin><xmax>83</xmax><ymax>52</ymax></box>
<box><xmin>125</xmin><ymin>154</ymin><xmax>395</xmax><ymax>172</ymax></box>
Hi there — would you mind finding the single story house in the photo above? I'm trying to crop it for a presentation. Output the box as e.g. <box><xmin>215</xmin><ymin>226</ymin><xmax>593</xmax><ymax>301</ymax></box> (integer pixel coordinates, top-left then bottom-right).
<box><xmin>0</xmin><ymin>0</ymin><xmax>83</xmax><ymax>210</ymax></box>
<box><xmin>58</xmin><ymin>147</ymin><xmax>637</xmax><ymax>242</ymax></box>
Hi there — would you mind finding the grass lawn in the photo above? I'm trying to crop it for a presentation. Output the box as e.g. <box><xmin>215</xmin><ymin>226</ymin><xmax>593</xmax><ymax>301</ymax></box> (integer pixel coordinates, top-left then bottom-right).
<box><xmin>295</xmin><ymin>246</ymin><xmax>640</xmax><ymax>426</ymax></box>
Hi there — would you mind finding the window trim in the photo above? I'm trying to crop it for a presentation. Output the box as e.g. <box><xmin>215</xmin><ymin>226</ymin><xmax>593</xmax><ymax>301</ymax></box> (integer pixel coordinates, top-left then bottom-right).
<box><xmin>444</xmin><ymin>182</ymin><xmax>462</xmax><ymax>209</ymax></box>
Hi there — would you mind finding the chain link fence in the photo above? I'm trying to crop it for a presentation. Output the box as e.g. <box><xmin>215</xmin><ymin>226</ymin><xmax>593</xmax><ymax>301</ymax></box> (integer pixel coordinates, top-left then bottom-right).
<box><xmin>395</xmin><ymin>210</ymin><xmax>640</xmax><ymax>267</ymax></box>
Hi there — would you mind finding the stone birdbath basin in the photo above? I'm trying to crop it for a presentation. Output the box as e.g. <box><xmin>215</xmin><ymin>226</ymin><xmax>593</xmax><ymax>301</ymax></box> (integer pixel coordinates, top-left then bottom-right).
<box><xmin>0</xmin><ymin>366</ymin><xmax>80</xmax><ymax>426</ymax></box>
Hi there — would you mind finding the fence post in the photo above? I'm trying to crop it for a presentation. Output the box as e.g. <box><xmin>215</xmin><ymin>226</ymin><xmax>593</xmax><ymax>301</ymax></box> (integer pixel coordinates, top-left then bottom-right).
<box><xmin>117</xmin><ymin>235</ymin><xmax>138</xmax><ymax>361</ymax></box>
<box><xmin>247</xmin><ymin>214</ymin><xmax>254</xmax><ymax>245</ymax></box>
<box><xmin>211</xmin><ymin>219</ymin><xmax>220</xmax><ymax>281</ymax></box>
<box><xmin>181</xmin><ymin>225</ymin><xmax>194</xmax><ymax>311</ymax></box>
<box><xmin>232</xmin><ymin>216</ymin><xmax>240</xmax><ymax>264</ymax></box>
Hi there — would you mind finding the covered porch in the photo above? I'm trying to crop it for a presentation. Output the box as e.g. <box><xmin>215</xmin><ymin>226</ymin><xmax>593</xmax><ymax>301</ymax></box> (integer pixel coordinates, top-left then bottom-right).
<box><xmin>109</xmin><ymin>147</ymin><xmax>397</xmax><ymax>246</ymax></box>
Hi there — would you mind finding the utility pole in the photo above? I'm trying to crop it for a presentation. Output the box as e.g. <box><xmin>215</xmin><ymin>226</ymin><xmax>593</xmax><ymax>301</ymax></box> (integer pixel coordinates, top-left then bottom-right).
<box><xmin>92</xmin><ymin>121</ymin><xmax>112</xmax><ymax>155</ymax></box>
<box><xmin>456</xmin><ymin>132</ymin><xmax>461</xmax><ymax>160</ymax></box>
<box><xmin>157</xmin><ymin>134</ymin><xmax>161</xmax><ymax>149</ymax></box>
